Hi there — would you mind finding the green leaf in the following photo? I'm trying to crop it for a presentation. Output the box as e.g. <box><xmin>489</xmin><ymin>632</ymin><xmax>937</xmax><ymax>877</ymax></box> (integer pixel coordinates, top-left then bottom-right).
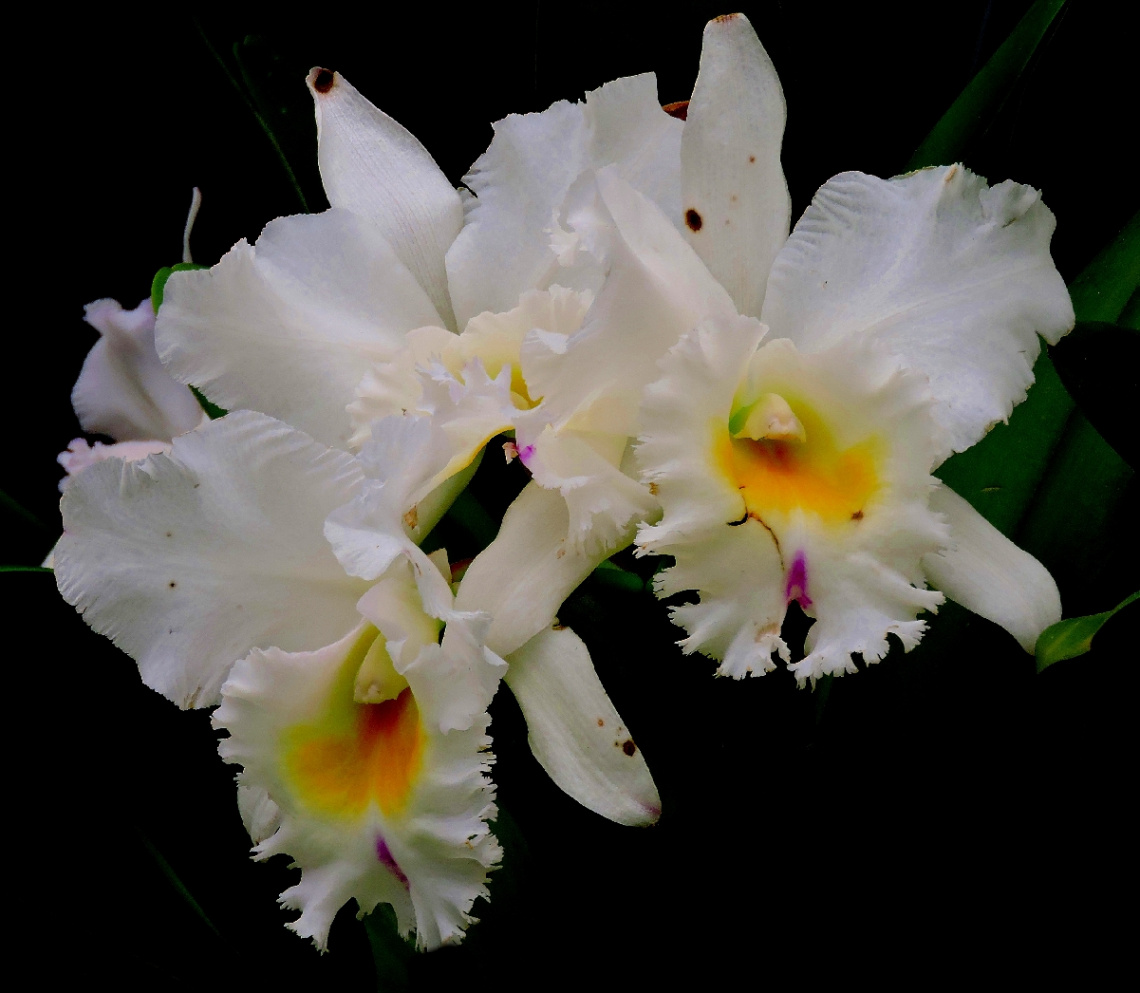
<box><xmin>193</xmin><ymin>20</ymin><xmax>312</xmax><ymax>213</ymax></box>
<box><xmin>1049</xmin><ymin>322</ymin><xmax>1140</xmax><ymax>469</ymax></box>
<box><xmin>0</xmin><ymin>487</ymin><xmax>48</xmax><ymax>530</ymax></box>
<box><xmin>151</xmin><ymin>262</ymin><xmax>208</xmax><ymax>312</ymax></box>
<box><xmin>361</xmin><ymin>904</ymin><xmax>413</xmax><ymax>992</ymax></box>
<box><xmin>138</xmin><ymin>827</ymin><xmax>222</xmax><ymax>938</ymax></box>
<box><xmin>1036</xmin><ymin>591</ymin><xmax>1138</xmax><ymax>670</ymax></box>
<box><xmin>906</xmin><ymin>0</ymin><xmax>1067</xmax><ymax>170</ymax></box>
<box><xmin>0</xmin><ymin>565</ymin><xmax>52</xmax><ymax>573</ymax></box>
<box><xmin>1068</xmin><ymin>211</ymin><xmax>1140</xmax><ymax>324</ymax></box>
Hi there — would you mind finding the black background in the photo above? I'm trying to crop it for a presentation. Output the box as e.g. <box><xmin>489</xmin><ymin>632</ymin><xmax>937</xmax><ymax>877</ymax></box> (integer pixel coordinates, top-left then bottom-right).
<box><xmin>12</xmin><ymin>2</ymin><xmax>1135</xmax><ymax>987</ymax></box>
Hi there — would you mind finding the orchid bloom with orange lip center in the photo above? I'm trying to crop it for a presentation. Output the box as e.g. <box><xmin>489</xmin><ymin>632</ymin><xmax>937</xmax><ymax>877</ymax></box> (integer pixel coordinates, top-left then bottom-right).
<box><xmin>631</xmin><ymin>13</ymin><xmax>1072</xmax><ymax>683</ymax></box>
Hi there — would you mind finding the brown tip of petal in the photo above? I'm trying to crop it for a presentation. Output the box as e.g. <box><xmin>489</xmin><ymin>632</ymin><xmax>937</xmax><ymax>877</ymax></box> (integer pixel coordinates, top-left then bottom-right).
<box><xmin>662</xmin><ymin>100</ymin><xmax>689</xmax><ymax>121</ymax></box>
<box><xmin>310</xmin><ymin>67</ymin><xmax>336</xmax><ymax>94</ymax></box>
<box><xmin>714</xmin><ymin>12</ymin><xmax>741</xmax><ymax>22</ymax></box>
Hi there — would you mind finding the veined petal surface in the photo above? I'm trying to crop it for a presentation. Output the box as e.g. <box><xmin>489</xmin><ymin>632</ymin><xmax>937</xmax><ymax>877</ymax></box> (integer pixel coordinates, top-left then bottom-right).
<box><xmin>761</xmin><ymin>166</ymin><xmax>1074</xmax><ymax>461</ymax></box>
<box><xmin>55</xmin><ymin>411</ymin><xmax>370</xmax><ymax>708</ymax></box>
<box><xmin>681</xmin><ymin>12</ymin><xmax>790</xmax><ymax>318</ymax></box>
<box><xmin>309</xmin><ymin>69</ymin><xmax>463</xmax><ymax>331</ymax></box>
<box><xmin>157</xmin><ymin>209</ymin><xmax>442</xmax><ymax>448</ymax></box>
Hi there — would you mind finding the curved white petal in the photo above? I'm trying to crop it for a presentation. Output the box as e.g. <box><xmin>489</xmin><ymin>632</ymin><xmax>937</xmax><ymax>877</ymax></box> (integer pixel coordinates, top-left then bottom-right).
<box><xmin>308</xmin><ymin>69</ymin><xmax>463</xmax><ymax>331</ymax></box>
<box><xmin>921</xmin><ymin>484</ymin><xmax>1061</xmax><ymax>652</ymax></box>
<box><xmin>57</xmin><ymin>437</ymin><xmax>171</xmax><ymax>490</ymax></box>
<box><xmin>445</xmin><ymin>74</ymin><xmax>682</xmax><ymax>327</ymax></box>
<box><xmin>506</xmin><ymin>625</ymin><xmax>660</xmax><ymax>827</ymax></box>
<box><xmin>157</xmin><ymin>209</ymin><xmax>442</xmax><ymax>448</ymax></box>
<box><xmin>761</xmin><ymin>167</ymin><xmax>1074</xmax><ymax>461</ymax></box>
<box><xmin>74</xmin><ymin>298</ymin><xmax>204</xmax><ymax>442</ymax></box>
<box><xmin>682</xmin><ymin>13</ymin><xmax>790</xmax><ymax>318</ymax></box>
<box><xmin>455</xmin><ymin>482</ymin><xmax>621</xmax><ymax>658</ymax></box>
<box><xmin>55</xmin><ymin>411</ymin><xmax>369</xmax><ymax>708</ymax></box>
<box><xmin>215</xmin><ymin>612</ymin><xmax>501</xmax><ymax>951</ymax></box>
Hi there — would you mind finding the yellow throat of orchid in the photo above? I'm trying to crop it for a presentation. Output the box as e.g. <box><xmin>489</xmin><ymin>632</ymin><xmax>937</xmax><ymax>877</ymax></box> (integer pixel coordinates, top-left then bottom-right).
<box><xmin>284</xmin><ymin>625</ymin><xmax>428</xmax><ymax>819</ymax></box>
<box><xmin>719</xmin><ymin>390</ymin><xmax>881</xmax><ymax>526</ymax></box>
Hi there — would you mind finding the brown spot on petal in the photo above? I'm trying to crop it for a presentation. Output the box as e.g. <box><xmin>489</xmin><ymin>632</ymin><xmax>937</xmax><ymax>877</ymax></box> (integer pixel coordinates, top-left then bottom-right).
<box><xmin>597</xmin><ymin>718</ymin><xmax>605</xmax><ymax>727</ymax></box>
<box><xmin>685</xmin><ymin>208</ymin><xmax>703</xmax><ymax>231</ymax></box>
<box><xmin>945</xmin><ymin>165</ymin><xmax>958</xmax><ymax>183</ymax></box>
<box><xmin>168</xmin><ymin>581</ymin><xmax>177</xmax><ymax>589</ymax></box>
<box><xmin>748</xmin><ymin>155</ymin><xmax>756</xmax><ymax>163</ymax></box>
<box><xmin>662</xmin><ymin>100</ymin><xmax>689</xmax><ymax>120</ymax></box>
<box><xmin>714</xmin><ymin>13</ymin><xmax>739</xmax><ymax>22</ymax></box>
<box><xmin>312</xmin><ymin>68</ymin><xmax>336</xmax><ymax>94</ymax></box>
<box><xmin>648</xmin><ymin>482</ymin><xmax>659</xmax><ymax>496</ymax></box>
<box><xmin>851</xmin><ymin>510</ymin><xmax>864</xmax><ymax>521</ymax></box>
<box><xmin>403</xmin><ymin>506</ymin><xmax>419</xmax><ymax>530</ymax></box>
<box><xmin>622</xmin><ymin>740</ymin><xmax>637</xmax><ymax>757</ymax></box>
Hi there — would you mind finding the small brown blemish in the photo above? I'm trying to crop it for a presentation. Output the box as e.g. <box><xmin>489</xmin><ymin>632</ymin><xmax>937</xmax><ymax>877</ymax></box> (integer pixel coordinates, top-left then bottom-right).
<box><xmin>403</xmin><ymin>506</ymin><xmax>419</xmax><ymax>530</ymax></box>
<box><xmin>622</xmin><ymin>740</ymin><xmax>637</xmax><ymax>757</ymax></box>
<box><xmin>312</xmin><ymin>68</ymin><xmax>336</xmax><ymax>94</ymax></box>
<box><xmin>168</xmin><ymin>581</ymin><xmax>177</xmax><ymax>589</ymax></box>
<box><xmin>944</xmin><ymin>165</ymin><xmax>958</xmax><ymax>183</ymax></box>
<box><xmin>193</xmin><ymin>483</ymin><xmax>200</xmax><ymax>489</ymax></box>
<box><xmin>730</xmin><ymin>194</ymin><xmax>738</xmax><ymax>202</ymax></box>
<box><xmin>748</xmin><ymin>155</ymin><xmax>756</xmax><ymax>163</ymax></box>
<box><xmin>685</xmin><ymin>208</ymin><xmax>703</xmax><ymax>231</ymax></box>
<box><xmin>165</xmin><ymin>531</ymin><xmax>173</xmax><ymax>538</ymax></box>
<box><xmin>662</xmin><ymin>100</ymin><xmax>689</xmax><ymax>121</ymax></box>
<box><xmin>714</xmin><ymin>13</ymin><xmax>739</xmax><ymax>22</ymax></box>
<box><xmin>851</xmin><ymin>510</ymin><xmax>864</xmax><ymax>521</ymax></box>
<box><xmin>556</xmin><ymin>547</ymin><xmax>566</xmax><ymax>559</ymax></box>
<box><xmin>597</xmin><ymin>718</ymin><xmax>605</xmax><ymax>728</ymax></box>
<box><xmin>648</xmin><ymin>482</ymin><xmax>659</xmax><ymax>496</ymax></box>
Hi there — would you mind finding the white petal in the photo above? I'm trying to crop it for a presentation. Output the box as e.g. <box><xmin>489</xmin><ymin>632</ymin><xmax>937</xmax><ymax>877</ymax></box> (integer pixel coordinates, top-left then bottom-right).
<box><xmin>761</xmin><ymin>167</ymin><xmax>1075</xmax><ymax>461</ymax></box>
<box><xmin>681</xmin><ymin>13</ymin><xmax>790</xmax><ymax>318</ymax></box>
<box><xmin>57</xmin><ymin>437</ymin><xmax>170</xmax><ymax>490</ymax></box>
<box><xmin>454</xmin><ymin>482</ymin><xmax>615</xmax><ymax>658</ymax></box>
<box><xmin>74</xmin><ymin>298</ymin><xmax>204</xmax><ymax>442</ymax></box>
<box><xmin>215</xmin><ymin>617</ymin><xmax>500</xmax><ymax>951</ymax></box>
<box><xmin>506</xmin><ymin>625</ymin><xmax>660</xmax><ymax>826</ymax></box>
<box><xmin>921</xmin><ymin>483</ymin><xmax>1061</xmax><ymax>652</ymax></box>
<box><xmin>524</xmin><ymin>168</ymin><xmax>735</xmax><ymax>440</ymax></box>
<box><xmin>308</xmin><ymin>69</ymin><xmax>463</xmax><ymax>331</ymax></box>
<box><xmin>157</xmin><ymin>209</ymin><xmax>442</xmax><ymax>448</ymax></box>
<box><xmin>445</xmin><ymin>74</ymin><xmax>682</xmax><ymax>327</ymax></box>
<box><xmin>54</xmin><ymin>411</ymin><xmax>369</xmax><ymax>708</ymax></box>
<box><xmin>446</xmin><ymin>98</ymin><xmax>586</xmax><ymax>325</ymax></box>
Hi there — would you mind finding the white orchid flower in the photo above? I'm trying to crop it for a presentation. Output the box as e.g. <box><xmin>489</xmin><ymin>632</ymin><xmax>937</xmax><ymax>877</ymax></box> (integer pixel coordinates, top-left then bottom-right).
<box><xmin>627</xmin><ymin>14</ymin><xmax>1072</xmax><ymax>683</ymax></box>
<box><xmin>148</xmin><ymin>63</ymin><xmax>664</xmax><ymax>826</ymax></box>
<box><xmin>55</xmin><ymin>409</ymin><xmax>504</xmax><ymax>949</ymax></box>
<box><xmin>57</xmin><ymin>296</ymin><xmax>206</xmax><ymax>490</ymax></box>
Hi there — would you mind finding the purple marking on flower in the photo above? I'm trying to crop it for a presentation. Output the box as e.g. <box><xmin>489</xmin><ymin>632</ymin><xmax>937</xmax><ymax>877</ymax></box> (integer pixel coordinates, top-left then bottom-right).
<box><xmin>376</xmin><ymin>836</ymin><xmax>410</xmax><ymax>889</ymax></box>
<box><xmin>517</xmin><ymin>443</ymin><xmax>535</xmax><ymax>467</ymax></box>
<box><xmin>785</xmin><ymin>550</ymin><xmax>812</xmax><ymax>608</ymax></box>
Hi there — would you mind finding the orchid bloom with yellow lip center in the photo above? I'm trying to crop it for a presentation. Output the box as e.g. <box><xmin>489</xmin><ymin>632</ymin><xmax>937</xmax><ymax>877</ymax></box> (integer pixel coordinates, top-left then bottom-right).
<box><xmin>632</xmin><ymin>13</ymin><xmax>1071</xmax><ymax>684</ymax></box>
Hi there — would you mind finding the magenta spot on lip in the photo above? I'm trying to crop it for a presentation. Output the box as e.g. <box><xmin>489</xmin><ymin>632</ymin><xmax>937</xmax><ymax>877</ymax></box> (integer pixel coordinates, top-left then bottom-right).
<box><xmin>785</xmin><ymin>551</ymin><xmax>812</xmax><ymax>608</ymax></box>
<box><xmin>376</xmin><ymin>836</ymin><xmax>410</xmax><ymax>889</ymax></box>
<box><xmin>517</xmin><ymin>443</ymin><xmax>535</xmax><ymax>466</ymax></box>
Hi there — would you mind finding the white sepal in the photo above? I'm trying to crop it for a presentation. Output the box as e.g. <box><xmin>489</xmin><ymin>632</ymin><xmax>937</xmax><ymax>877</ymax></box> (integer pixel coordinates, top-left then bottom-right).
<box><xmin>506</xmin><ymin>624</ymin><xmax>661</xmax><ymax>826</ymax></box>
<box><xmin>308</xmin><ymin>69</ymin><xmax>463</xmax><ymax>332</ymax></box>
<box><xmin>921</xmin><ymin>483</ymin><xmax>1062</xmax><ymax>652</ymax></box>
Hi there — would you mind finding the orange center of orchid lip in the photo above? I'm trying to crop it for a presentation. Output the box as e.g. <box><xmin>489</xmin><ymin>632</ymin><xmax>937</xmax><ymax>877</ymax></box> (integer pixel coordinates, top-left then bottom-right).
<box><xmin>285</xmin><ymin>629</ymin><xmax>427</xmax><ymax>820</ymax></box>
<box><xmin>718</xmin><ymin>391</ymin><xmax>880</xmax><ymax>526</ymax></box>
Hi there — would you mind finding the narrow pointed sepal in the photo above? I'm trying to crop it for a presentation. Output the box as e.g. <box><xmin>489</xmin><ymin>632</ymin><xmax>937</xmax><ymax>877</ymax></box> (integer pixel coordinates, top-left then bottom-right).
<box><xmin>922</xmin><ymin>483</ymin><xmax>1061</xmax><ymax>652</ymax></box>
<box><xmin>506</xmin><ymin>625</ymin><xmax>660</xmax><ymax>826</ymax></box>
